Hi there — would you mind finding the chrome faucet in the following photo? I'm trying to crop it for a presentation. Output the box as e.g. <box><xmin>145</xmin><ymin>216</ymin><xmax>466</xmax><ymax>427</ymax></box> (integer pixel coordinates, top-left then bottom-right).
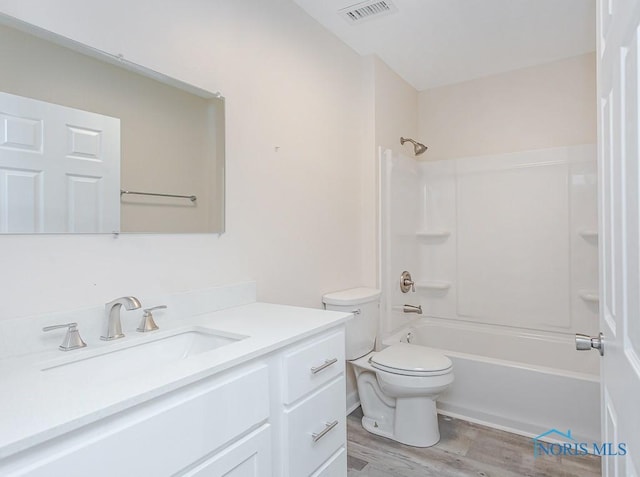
<box><xmin>101</xmin><ymin>296</ymin><xmax>142</xmax><ymax>341</ymax></box>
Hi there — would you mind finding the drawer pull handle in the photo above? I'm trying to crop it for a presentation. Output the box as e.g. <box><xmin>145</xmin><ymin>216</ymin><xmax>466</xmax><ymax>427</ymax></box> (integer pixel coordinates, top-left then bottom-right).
<box><xmin>311</xmin><ymin>358</ymin><xmax>338</xmax><ymax>374</ymax></box>
<box><xmin>312</xmin><ymin>420</ymin><xmax>339</xmax><ymax>442</ymax></box>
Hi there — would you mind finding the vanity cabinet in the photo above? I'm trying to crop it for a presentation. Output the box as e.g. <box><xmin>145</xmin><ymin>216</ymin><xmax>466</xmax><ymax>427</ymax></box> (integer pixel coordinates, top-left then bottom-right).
<box><xmin>0</xmin><ymin>363</ymin><xmax>271</xmax><ymax>477</ymax></box>
<box><xmin>0</xmin><ymin>324</ymin><xmax>347</xmax><ymax>477</ymax></box>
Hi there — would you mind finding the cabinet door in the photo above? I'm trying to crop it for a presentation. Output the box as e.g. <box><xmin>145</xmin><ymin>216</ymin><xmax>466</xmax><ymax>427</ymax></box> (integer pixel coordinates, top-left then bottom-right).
<box><xmin>310</xmin><ymin>448</ymin><xmax>347</xmax><ymax>477</ymax></box>
<box><xmin>179</xmin><ymin>425</ymin><xmax>271</xmax><ymax>477</ymax></box>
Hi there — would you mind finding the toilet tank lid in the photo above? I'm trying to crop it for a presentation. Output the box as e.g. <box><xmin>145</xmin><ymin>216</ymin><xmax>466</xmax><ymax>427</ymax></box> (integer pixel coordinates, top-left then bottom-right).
<box><xmin>322</xmin><ymin>287</ymin><xmax>381</xmax><ymax>306</ymax></box>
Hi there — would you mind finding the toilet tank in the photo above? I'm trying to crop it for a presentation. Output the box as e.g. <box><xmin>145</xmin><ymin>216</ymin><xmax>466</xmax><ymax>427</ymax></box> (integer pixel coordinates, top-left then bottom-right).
<box><xmin>322</xmin><ymin>287</ymin><xmax>381</xmax><ymax>360</ymax></box>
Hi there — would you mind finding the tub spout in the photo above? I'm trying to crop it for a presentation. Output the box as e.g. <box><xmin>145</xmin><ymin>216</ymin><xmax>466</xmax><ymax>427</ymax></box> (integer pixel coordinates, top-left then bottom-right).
<box><xmin>403</xmin><ymin>304</ymin><xmax>422</xmax><ymax>314</ymax></box>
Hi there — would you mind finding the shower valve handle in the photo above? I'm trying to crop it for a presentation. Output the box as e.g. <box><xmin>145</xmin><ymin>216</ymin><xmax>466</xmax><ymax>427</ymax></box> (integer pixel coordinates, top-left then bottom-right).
<box><xmin>400</xmin><ymin>271</ymin><xmax>415</xmax><ymax>293</ymax></box>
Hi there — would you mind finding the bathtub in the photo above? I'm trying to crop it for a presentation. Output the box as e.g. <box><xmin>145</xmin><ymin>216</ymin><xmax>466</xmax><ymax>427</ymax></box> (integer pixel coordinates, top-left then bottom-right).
<box><xmin>383</xmin><ymin>318</ymin><xmax>601</xmax><ymax>443</ymax></box>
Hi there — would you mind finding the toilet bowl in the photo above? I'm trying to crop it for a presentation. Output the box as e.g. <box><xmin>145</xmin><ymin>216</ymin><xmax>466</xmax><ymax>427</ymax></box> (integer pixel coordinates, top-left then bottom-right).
<box><xmin>322</xmin><ymin>287</ymin><xmax>454</xmax><ymax>448</ymax></box>
<box><xmin>351</xmin><ymin>342</ymin><xmax>453</xmax><ymax>447</ymax></box>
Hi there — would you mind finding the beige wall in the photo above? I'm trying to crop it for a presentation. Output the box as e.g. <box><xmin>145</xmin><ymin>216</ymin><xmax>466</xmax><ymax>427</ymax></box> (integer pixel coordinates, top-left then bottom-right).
<box><xmin>0</xmin><ymin>24</ymin><xmax>222</xmax><ymax>233</ymax></box>
<box><xmin>419</xmin><ymin>53</ymin><xmax>597</xmax><ymax>161</ymax></box>
<box><xmin>374</xmin><ymin>57</ymin><xmax>420</xmax><ymax>156</ymax></box>
<box><xmin>0</xmin><ymin>0</ymin><xmax>369</xmax><ymax>318</ymax></box>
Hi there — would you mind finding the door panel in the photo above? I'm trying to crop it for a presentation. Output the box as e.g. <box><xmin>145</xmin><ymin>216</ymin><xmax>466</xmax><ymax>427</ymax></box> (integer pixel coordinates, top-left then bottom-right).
<box><xmin>0</xmin><ymin>169</ymin><xmax>41</xmax><ymax>233</ymax></box>
<box><xmin>598</xmin><ymin>0</ymin><xmax>640</xmax><ymax>475</ymax></box>
<box><xmin>66</xmin><ymin>174</ymin><xmax>102</xmax><ymax>233</ymax></box>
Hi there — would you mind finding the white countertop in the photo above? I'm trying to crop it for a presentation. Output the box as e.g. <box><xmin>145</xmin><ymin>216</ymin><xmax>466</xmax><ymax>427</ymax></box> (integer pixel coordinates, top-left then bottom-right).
<box><xmin>0</xmin><ymin>302</ymin><xmax>350</xmax><ymax>459</ymax></box>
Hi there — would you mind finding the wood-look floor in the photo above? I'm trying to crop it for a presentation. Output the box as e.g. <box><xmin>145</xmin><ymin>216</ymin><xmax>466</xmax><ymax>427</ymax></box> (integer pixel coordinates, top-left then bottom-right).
<box><xmin>346</xmin><ymin>408</ymin><xmax>601</xmax><ymax>477</ymax></box>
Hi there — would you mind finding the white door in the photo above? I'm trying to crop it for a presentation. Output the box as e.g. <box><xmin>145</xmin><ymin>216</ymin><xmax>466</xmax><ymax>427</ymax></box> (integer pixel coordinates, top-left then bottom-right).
<box><xmin>596</xmin><ymin>0</ymin><xmax>640</xmax><ymax>475</ymax></box>
<box><xmin>0</xmin><ymin>92</ymin><xmax>120</xmax><ymax>233</ymax></box>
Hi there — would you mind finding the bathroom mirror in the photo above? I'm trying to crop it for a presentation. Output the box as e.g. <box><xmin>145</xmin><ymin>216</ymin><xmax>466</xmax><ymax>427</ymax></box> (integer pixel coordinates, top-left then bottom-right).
<box><xmin>0</xmin><ymin>16</ymin><xmax>225</xmax><ymax>234</ymax></box>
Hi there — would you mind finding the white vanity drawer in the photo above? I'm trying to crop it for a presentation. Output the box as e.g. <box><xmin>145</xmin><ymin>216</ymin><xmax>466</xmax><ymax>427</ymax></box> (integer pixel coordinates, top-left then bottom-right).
<box><xmin>310</xmin><ymin>448</ymin><xmax>347</xmax><ymax>477</ymax></box>
<box><xmin>284</xmin><ymin>377</ymin><xmax>346</xmax><ymax>477</ymax></box>
<box><xmin>282</xmin><ymin>330</ymin><xmax>345</xmax><ymax>404</ymax></box>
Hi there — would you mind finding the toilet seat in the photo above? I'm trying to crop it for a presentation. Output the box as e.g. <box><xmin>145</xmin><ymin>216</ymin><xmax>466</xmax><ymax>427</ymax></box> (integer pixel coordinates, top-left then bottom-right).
<box><xmin>370</xmin><ymin>343</ymin><xmax>453</xmax><ymax>377</ymax></box>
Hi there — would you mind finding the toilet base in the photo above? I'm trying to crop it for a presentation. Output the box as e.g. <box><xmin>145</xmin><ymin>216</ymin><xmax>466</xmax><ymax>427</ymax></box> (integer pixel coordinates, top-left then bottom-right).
<box><xmin>361</xmin><ymin>415</ymin><xmax>394</xmax><ymax>440</ymax></box>
<box><xmin>360</xmin><ymin>397</ymin><xmax>441</xmax><ymax>447</ymax></box>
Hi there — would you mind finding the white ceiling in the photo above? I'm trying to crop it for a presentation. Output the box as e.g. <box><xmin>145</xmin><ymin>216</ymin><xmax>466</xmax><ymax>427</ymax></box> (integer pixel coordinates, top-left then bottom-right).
<box><xmin>293</xmin><ymin>0</ymin><xmax>596</xmax><ymax>90</ymax></box>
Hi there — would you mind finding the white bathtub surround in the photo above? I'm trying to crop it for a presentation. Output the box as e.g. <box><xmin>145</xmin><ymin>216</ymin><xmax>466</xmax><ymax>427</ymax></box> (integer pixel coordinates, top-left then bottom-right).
<box><xmin>380</xmin><ymin>144</ymin><xmax>599</xmax><ymax>340</ymax></box>
<box><xmin>440</xmin><ymin>145</ymin><xmax>598</xmax><ymax>334</ymax></box>
<box><xmin>378</xmin><ymin>144</ymin><xmax>600</xmax><ymax>442</ymax></box>
<box><xmin>0</xmin><ymin>282</ymin><xmax>351</xmax><ymax>471</ymax></box>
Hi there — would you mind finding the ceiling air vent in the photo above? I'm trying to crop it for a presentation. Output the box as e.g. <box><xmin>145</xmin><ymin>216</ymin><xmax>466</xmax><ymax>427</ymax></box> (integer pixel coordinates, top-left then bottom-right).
<box><xmin>339</xmin><ymin>0</ymin><xmax>398</xmax><ymax>24</ymax></box>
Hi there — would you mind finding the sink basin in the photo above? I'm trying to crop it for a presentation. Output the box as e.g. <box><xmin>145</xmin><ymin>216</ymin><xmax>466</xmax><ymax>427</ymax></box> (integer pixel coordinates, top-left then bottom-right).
<box><xmin>41</xmin><ymin>328</ymin><xmax>245</xmax><ymax>381</ymax></box>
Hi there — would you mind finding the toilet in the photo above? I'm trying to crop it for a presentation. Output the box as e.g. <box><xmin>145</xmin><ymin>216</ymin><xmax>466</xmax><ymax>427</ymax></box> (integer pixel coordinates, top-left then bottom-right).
<box><xmin>323</xmin><ymin>287</ymin><xmax>453</xmax><ymax>447</ymax></box>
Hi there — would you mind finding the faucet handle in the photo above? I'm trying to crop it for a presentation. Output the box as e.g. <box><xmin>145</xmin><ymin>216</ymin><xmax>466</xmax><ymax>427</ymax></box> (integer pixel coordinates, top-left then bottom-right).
<box><xmin>43</xmin><ymin>322</ymin><xmax>87</xmax><ymax>351</ymax></box>
<box><xmin>137</xmin><ymin>305</ymin><xmax>166</xmax><ymax>332</ymax></box>
<box><xmin>400</xmin><ymin>271</ymin><xmax>416</xmax><ymax>293</ymax></box>
<box><xmin>144</xmin><ymin>305</ymin><xmax>167</xmax><ymax>313</ymax></box>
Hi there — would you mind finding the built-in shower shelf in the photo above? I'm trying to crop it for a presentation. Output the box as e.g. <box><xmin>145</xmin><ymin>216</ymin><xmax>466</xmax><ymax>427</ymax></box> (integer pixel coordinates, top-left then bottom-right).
<box><xmin>579</xmin><ymin>290</ymin><xmax>600</xmax><ymax>303</ymax></box>
<box><xmin>579</xmin><ymin>230</ymin><xmax>598</xmax><ymax>240</ymax></box>
<box><xmin>416</xmin><ymin>281</ymin><xmax>451</xmax><ymax>291</ymax></box>
<box><xmin>416</xmin><ymin>230</ymin><xmax>451</xmax><ymax>239</ymax></box>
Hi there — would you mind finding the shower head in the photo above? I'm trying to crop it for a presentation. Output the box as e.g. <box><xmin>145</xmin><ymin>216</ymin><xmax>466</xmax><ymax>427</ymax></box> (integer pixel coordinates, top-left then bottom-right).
<box><xmin>400</xmin><ymin>137</ymin><xmax>428</xmax><ymax>156</ymax></box>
